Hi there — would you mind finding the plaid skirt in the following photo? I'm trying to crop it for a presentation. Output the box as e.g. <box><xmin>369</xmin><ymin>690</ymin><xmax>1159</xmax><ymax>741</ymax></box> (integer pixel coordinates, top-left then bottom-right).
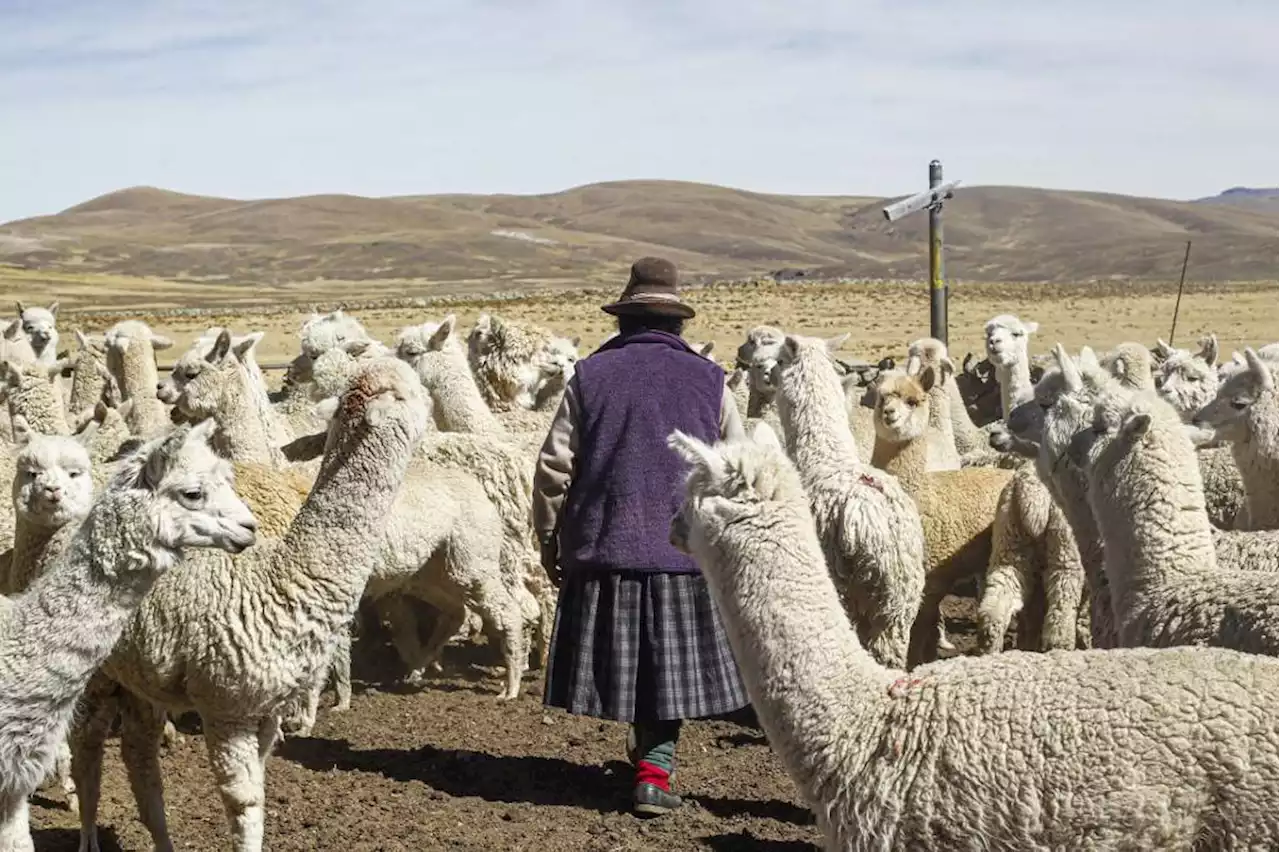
<box><xmin>543</xmin><ymin>570</ymin><xmax>749</xmax><ymax>723</ymax></box>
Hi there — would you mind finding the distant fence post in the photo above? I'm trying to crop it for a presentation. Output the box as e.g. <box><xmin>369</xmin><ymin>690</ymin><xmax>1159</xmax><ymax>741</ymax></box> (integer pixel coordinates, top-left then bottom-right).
<box><xmin>1168</xmin><ymin>240</ymin><xmax>1193</xmax><ymax>346</ymax></box>
<box><xmin>882</xmin><ymin>161</ymin><xmax>960</xmax><ymax>347</ymax></box>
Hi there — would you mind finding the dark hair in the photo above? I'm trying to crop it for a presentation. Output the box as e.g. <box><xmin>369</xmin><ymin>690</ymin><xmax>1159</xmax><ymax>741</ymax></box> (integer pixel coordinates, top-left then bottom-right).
<box><xmin>616</xmin><ymin>314</ymin><xmax>686</xmax><ymax>337</ymax></box>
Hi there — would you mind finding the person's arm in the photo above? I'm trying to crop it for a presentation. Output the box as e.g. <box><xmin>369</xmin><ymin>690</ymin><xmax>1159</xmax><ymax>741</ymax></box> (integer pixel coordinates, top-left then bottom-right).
<box><xmin>719</xmin><ymin>383</ymin><xmax>745</xmax><ymax>441</ymax></box>
<box><xmin>532</xmin><ymin>378</ymin><xmax>580</xmax><ymax>550</ymax></box>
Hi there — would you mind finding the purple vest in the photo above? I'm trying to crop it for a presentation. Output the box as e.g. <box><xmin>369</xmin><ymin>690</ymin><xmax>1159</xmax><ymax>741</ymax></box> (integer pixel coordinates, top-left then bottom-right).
<box><xmin>560</xmin><ymin>331</ymin><xmax>724</xmax><ymax>574</ymax></box>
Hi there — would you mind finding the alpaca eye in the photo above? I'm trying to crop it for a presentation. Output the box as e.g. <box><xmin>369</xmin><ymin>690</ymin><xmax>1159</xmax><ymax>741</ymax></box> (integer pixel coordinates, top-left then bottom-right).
<box><xmin>907</xmin><ymin>399</ymin><xmax>918</xmax><ymax>408</ymax></box>
<box><xmin>181</xmin><ymin>487</ymin><xmax>204</xmax><ymax>502</ymax></box>
<box><xmin>1231</xmin><ymin>400</ymin><xmax>1249</xmax><ymax>410</ymax></box>
<box><xmin>69</xmin><ymin>470</ymin><xmax>83</xmax><ymax>478</ymax></box>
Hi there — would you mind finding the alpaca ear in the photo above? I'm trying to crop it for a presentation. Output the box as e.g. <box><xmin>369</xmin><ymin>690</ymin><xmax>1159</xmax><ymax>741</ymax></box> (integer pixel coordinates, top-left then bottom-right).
<box><xmin>918</xmin><ymin>365</ymin><xmax>937</xmax><ymax>393</ymax></box>
<box><xmin>962</xmin><ymin>352</ymin><xmax>977</xmax><ymax>375</ymax></box>
<box><xmin>232</xmin><ymin>331</ymin><xmax>264</xmax><ymax>360</ymax></box>
<box><xmin>48</xmin><ymin>301</ymin><xmax>58</xmax><ymax>317</ymax></box>
<box><xmin>1197</xmin><ymin>334</ymin><xmax>1219</xmax><ymax>367</ymax></box>
<box><xmin>667</xmin><ymin>430</ymin><xmax>720</xmax><ymax>475</ymax></box>
<box><xmin>824</xmin><ymin>333</ymin><xmax>850</xmax><ymax>353</ymax></box>
<box><xmin>1154</xmin><ymin>339</ymin><xmax>1174</xmax><ymax>359</ymax></box>
<box><xmin>726</xmin><ymin>368</ymin><xmax>744</xmax><ymax>391</ymax></box>
<box><xmin>780</xmin><ymin>335</ymin><xmax>801</xmax><ymax>361</ymax></box>
<box><xmin>188</xmin><ymin>416</ymin><xmax>218</xmax><ymax>446</ymax></box>
<box><xmin>1078</xmin><ymin>346</ymin><xmax>1099</xmax><ymax>370</ymax></box>
<box><xmin>939</xmin><ymin>355</ymin><xmax>957</xmax><ymax>381</ymax></box>
<box><xmin>207</xmin><ymin>329</ymin><xmax>233</xmax><ymax>363</ymax></box>
<box><xmin>2</xmin><ymin>359</ymin><xmax>21</xmax><ymax>389</ymax></box>
<box><xmin>698</xmin><ymin>341</ymin><xmax>715</xmax><ymax>357</ymax></box>
<box><xmin>363</xmin><ymin>390</ymin><xmax>401</xmax><ymax>428</ymax></box>
<box><xmin>570</xmin><ymin>336</ymin><xmax>581</xmax><ymax>348</ymax></box>
<box><xmin>1244</xmin><ymin>348</ymin><xmax>1275</xmax><ymax>390</ymax></box>
<box><xmin>48</xmin><ymin>358</ymin><xmax>74</xmax><ymax>379</ymax></box>
<box><xmin>150</xmin><ymin>333</ymin><xmax>175</xmax><ymax>351</ymax></box>
<box><xmin>3</xmin><ymin>319</ymin><xmax>21</xmax><ymax>340</ymax></box>
<box><xmin>1122</xmin><ymin>412</ymin><xmax>1153</xmax><ymax>440</ymax></box>
<box><xmin>1024</xmin><ymin>321</ymin><xmax>1039</xmax><ymax>335</ymax></box>
<box><xmin>75</xmin><ymin>329</ymin><xmax>90</xmax><ymax>350</ymax></box>
<box><xmin>11</xmin><ymin>415</ymin><xmax>31</xmax><ymax>447</ymax></box>
<box><xmin>15</xmin><ymin>301</ymin><xmax>25</xmax><ymax>317</ymax></box>
<box><xmin>1053</xmin><ymin>344</ymin><xmax>1081</xmax><ymax>391</ymax></box>
<box><xmin>903</xmin><ymin>354</ymin><xmax>921</xmax><ymax>377</ymax></box>
<box><xmin>429</xmin><ymin>316</ymin><xmax>456</xmax><ymax>349</ymax></box>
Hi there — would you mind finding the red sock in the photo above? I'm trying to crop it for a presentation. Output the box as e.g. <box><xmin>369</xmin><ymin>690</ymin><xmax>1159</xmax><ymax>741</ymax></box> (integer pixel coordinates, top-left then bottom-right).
<box><xmin>635</xmin><ymin>760</ymin><xmax>671</xmax><ymax>791</ymax></box>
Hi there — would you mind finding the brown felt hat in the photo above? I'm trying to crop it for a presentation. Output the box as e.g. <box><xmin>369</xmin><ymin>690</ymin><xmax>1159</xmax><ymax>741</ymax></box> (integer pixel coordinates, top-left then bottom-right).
<box><xmin>601</xmin><ymin>257</ymin><xmax>695</xmax><ymax>319</ymax></box>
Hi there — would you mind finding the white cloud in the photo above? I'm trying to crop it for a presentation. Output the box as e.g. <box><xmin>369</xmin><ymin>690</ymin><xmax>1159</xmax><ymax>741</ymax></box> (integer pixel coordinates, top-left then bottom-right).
<box><xmin>0</xmin><ymin>0</ymin><xmax>1275</xmax><ymax>222</ymax></box>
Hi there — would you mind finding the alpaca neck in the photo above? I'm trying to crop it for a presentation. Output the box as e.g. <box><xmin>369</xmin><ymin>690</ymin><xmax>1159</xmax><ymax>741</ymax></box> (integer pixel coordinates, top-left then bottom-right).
<box><xmin>1048</xmin><ymin>466</ymin><xmax>1111</xmax><ymax>640</ymax></box>
<box><xmin>702</xmin><ymin>504</ymin><xmax>891</xmax><ymax>821</ymax></box>
<box><xmin>274</xmin><ymin>415</ymin><xmax>419</xmax><ymax>620</ymax></box>
<box><xmin>947</xmin><ymin>378</ymin><xmax>983</xmax><ymax>445</ymax></box>
<box><xmin>1237</xmin><ymin>391</ymin><xmax>1279</xmax><ymax>529</ymax></box>
<box><xmin>214</xmin><ymin>368</ymin><xmax>285</xmax><ymax>467</ymax></box>
<box><xmin>1093</xmin><ymin>430</ymin><xmax>1218</xmax><ymax>606</ymax></box>
<box><xmin>115</xmin><ymin>349</ymin><xmax>159</xmax><ymax>403</ymax></box>
<box><xmin>7</xmin><ymin>517</ymin><xmax>76</xmax><ymax>595</ymax></box>
<box><xmin>925</xmin><ymin>386</ymin><xmax>958</xmax><ymax>466</ymax></box>
<box><xmin>996</xmin><ymin>359</ymin><xmax>1033</xmax><ymax>418</ymax></box>
<box><xmin>421</xmin><ymin>351</ymin><xmax>502</xmax><ymax>433</ymax></box>
<box><xmin>9</xmin><ymin>384</ymin><xmax>69</xmax><ymax>436</ymax></box>
<box><xmin>871</xmin><ymin>431</ymin><xmax>927</xmax><ymax>494</ymax></box>
<box><xmin>777</xmin><ymin>357</ymin><xmax>862</xmax><ymax>477</ymax></box>
<box><xmin>67</xmin><ymin>358</ymin><xmax>107</xmax><ymax>416</ymax></box>
<box><xmin>0</xmin><ymin>492</ymin><xmax>169</xmax><ymax>784</ymax></box>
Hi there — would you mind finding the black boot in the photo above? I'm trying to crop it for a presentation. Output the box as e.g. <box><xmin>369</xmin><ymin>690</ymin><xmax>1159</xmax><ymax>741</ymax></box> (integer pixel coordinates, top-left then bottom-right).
<box><xmin>633</xmin><ymin>782</ymin><xmax>683</xmax><ymax>817</ymax></box>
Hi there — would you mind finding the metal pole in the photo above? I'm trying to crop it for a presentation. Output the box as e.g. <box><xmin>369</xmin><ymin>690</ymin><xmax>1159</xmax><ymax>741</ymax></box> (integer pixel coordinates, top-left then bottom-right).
<box><xmin>1168</xmin><ymin>240</ymin><xmax>1192</xmax><ymax>346</ymax></box>
<box><xmin>928</xmin><ymin>159</ymin><xmax>947</xmax><ymax>345</ymax></box>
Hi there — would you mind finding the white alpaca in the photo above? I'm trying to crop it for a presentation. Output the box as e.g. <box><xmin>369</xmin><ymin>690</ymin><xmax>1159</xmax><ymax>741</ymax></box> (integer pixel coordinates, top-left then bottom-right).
<box><xmin>102</xmin><ymin>320</ymin><xmax>174</xmax><ymax>439</ymax></box>
<box><xmin>769</xmin><ymin>334</ymin><xmax>926</xmax><ymax>669</ymax></box>
<box><xmin>65</xmin><ymin>331</ymin><xmax>109</xmax><ymax>421</ymax></box>
<box><xmin>2</xmin><ymin>359</ymin><xmax>71</xmax><ymax>436</ymax></box>
<box><xmin>667</xmin><ymin>426</ymin><xmax>1278</xmax><ymax>852</ymax></box>
<box><xmin>14</xmin><ymin>303</ymin><xmax>58</xmax><ymax>369</ymax></box>
<box><xmin>1155</xmin><ymin>334</ymin><xmax>1220</xmax><ymax>419</ymax></box>
<box><xmin>73</xmin><ymin>358</ymin><xmax>429</xmax><ymax>852</ymax></box>
<box><xmin>395</xmin><ymin>315</ymin><xmax>505</xmax><ymax>434</ymax></box>
<box><xmin>1</xmin><ymin>421</ymin><xmax>257</xmax><ymax>852</ymax></box>
<box><xmin>984</xmin><ymin>313</ymin><xmax>1039</xmax><ymax>416</ymax></box>
<box><xmin>467</xmin><ymin>313</ymin><xmax>579</xmax><ymax>411</ymax></box>
<box><xmin>1194</xmin><ymin>347</ymin><xmax>1279</xmax><ymax>531</ymax></box>
<box><xmin>1071</xmin><ymin>385</ymin><xmax>1278</xmax><ymax>654</ymax></box>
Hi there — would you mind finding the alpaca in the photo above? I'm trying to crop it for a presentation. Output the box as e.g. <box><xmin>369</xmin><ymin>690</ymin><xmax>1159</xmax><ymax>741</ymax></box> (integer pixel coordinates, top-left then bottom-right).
<box><xmin>870</xmin><ymin>367</ymin><xmax>1015</xmax><ymax>663</ymax></box>
<box><xmin>1155</xmin><ymin>334</ymin><xmax>1220</xmax><ymax>419</ymax></box>
<box><xmin>103</xmin><ymin>320</ymin><xmax>174</xmax><ymax>439</ymax></box>
<box><xmin>667</xmin><ymin>426</ymin><xmax>1278</xmax><ymax>852</ymax></box>
<box><xmin>73</xmin><ymin>358</ymin><xmax>430</xmax><ymax>852</ymax></box>
<box><xmin>467</xmin><ymin>313</ymin><xmax>579</xmax><ymax>411</ymax></box>
<box><xmin>297</xmin><ymin>308</ymin><xmax>371</xmax><ymax>360</ymax></box>
<box><xmin>769</xmin><ymin>334</ymin><xmax>926</xmax><ymax>669</ymax></box>
<box><xmin>1072</xmin><ymin>385</ymin><xmax>1278</xmax><ymax>654</ymax></box>
<box><xmin>14</xmin><ymin>303</ymin><xmax>58</xmax><ymax>369</ymax></box>
<box><xmin>901</xmin><ymin>338</ymin><xmax>961</xmax><ymax>471</ymax></box>
<box><xmin>1194</xmin><ymin>347</ymin><xmax>1278</xmax><ymax>531</ymax></box>
<box><xmin>983</xmin><ymin>313</ymin><xmax>1039</xmax><ymax>416</ymax></box>
<box><xmin>0</xmin><ymin>320</ymin><xmax>34</xmax><ymax>369</ymax></box>
<box><xmin>395</xmin><ymin>315</ymin><xmax>505</xmax><ymax>434</ymax></box>
<box><xmin>0</xmin><ymin>424</ymin><xmax>95</xmax><ymax>814</ymax></box>
<box><xmin>1</xmin><ymin>420</ymin><xmax>257</xmax><ymax>852</ymax></box>
<box><xmin>1098</xmin><ymin>341</ymin><xmax>1154</xmax><ymax>392</ymax></box>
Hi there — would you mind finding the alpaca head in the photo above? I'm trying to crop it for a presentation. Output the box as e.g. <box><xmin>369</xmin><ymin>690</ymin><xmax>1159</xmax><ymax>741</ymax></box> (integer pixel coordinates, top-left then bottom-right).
<box><xmin>158</xmin><ymin>329</ymin><xmax>263</xmax><ymax>418</ymax></box>
<box><xmin>984</xmin><ymin>314</ymin><xmax>1038</xmax><ymax>369</ymax></box>
<box><xmin>1016</xmin><ymin>344</ymin><xmax>1115</xmax><ymax>483</ymax></box>
<box><xmin>872</xmin><ymin>369</ymin><xmax>934</xmax><ymax>444</ymax></box>
<box><xmin>110</xmin><ymin>419</ymin><xmax>258</xmax><ymax>556</ymax></box>
<box><xmin>535</xmin><ymin>334</ymin><xmax>581</xmax><ymax>383</ymax></box>
<box><xmin>1066</xmin><ymin>387</ymin><xmax>1171</xmax><ymax>478</ymax></box>
<box><xmin>1100</xmin><ymin>342</ymin><xmax>1154</xmax><ymax>392</ymax></box>
<box><xmin>16</xmin><ymin>301</ymin><xmax>59</xmax><ymax>359</ymax></box>
<box><xmin>311</xmin><ymin>356</ymin><xmax>432</xmax><ymax>461</ymax></box>
<box><xmin>11</xmin><ymin>419</ymin><xmax>94</xmax><ymax>529</ymax></box>
<box><xmin>666</xmin><ymin>424</ymin><xmax>806</xmax><ymax>555</ymax></box>
<box><xmin>396</xmin><ymin>314</ymin><xmax>462</xmax><ymax>362</ymax></box>
<box><xmin>103</xmin><ymin>319</ymin><xmax>174</xmax><ymax>387</ymax></box>
<box><xmin>1192</xmin><ymin>347</ymin><xmax>1276</xmax><ymax>443</ymax></box>
<box><xmin>298</xmin><ymin>308</ymin><xmax>370</xmax><ymax>360</ymax></box>
<box><xmin>904</xmin><ymin>337</ymin><xmax>956</xmax><ymax>383</ymax></box>
<box><xmin>1152</xmin><ymin>335</ymin><xmax>1220</xmax><ymax>422</ymax></box>
<box><xmin>735</xmin><ymin>324</ymin><xmax>787</xmax><ymax>400</ymax></box>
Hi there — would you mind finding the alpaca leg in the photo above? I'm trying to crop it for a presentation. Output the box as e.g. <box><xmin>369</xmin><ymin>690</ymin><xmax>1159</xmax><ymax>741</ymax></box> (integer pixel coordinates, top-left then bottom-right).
<box><xmin>468</xmin><ymin>582</ymin><xmax>529</xmax><ymax>700</ymax></box>
<box><xmin>280</xmin><ymin>680</ymin><xmax>320</xmax><ymax>739</ymax></box>
<box><xmin>976</xmin><ymin>513</ymin><xmax>1033</xmax><ymax>655</ymax></box>
<box><xmin>415</xmin><ymin>602</ymin><xmax>468</xmax><ymax>677</ymax></box>
<box><xmin>907</xmin><ymin>592</ymin><xmax>944</xmax><ymax>666</ymax></box>
<box><xmin>119</xmin><ymin>694</ymin><xmax>175</xmax><ymax>852</ymax></box>
<box><xmin>379</xmin><ymin>595</ymin><xmax>434</xmax><ymax>681</ymax></box>
<box><xmin>55</xmin><ymin>739</ymin><xmax>79</xmax><ymax>816</ymax></box>
<box><xmin>0</xmin><ymin>794</ymin><xmax>34</xmax><ymax>852</ymax></box>
<box><xmin>72</xmin><ymin>678</ymin><xmax>119</xmax><ymax>852</ymax></box>
<box><xmin>161</xmin><ymin>716</ymin><xmax>180</xmax><ymax>748</ymax></box>
<box><xmin>204</xmin><ymin>721</ymin><xmax>268</xmax><ymax>852</ymax></box>
<box><xmin>1038</xmin><ymin>517</ymin><xmax>1085</xmax><ymax>651</ymax></box>
<box><xmin>330</xmin><ymin>629</ymin><xmax>353</xmax><ymax>712</ymax></box>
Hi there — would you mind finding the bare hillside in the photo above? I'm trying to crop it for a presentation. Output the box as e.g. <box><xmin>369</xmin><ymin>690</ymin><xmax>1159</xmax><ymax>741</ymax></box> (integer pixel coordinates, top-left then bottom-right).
<box><xmin>1</xmin><ymin>180</ymin><xmax>1275</xmax><ymax>302</ymax></box>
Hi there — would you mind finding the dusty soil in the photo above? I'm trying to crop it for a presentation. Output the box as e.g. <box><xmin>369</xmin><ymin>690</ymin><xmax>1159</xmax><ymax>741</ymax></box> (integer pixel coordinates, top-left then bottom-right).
<box><xmin>30</xmin><ymin>630</ymin><xmax>825</xmax><ymax>852</ymax></box>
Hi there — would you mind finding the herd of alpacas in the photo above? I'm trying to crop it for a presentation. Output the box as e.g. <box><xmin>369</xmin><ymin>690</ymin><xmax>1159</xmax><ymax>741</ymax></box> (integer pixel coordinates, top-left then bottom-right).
<box><xmin>0</xmin><ymin>297</ymin><xmax>1276</xmax><ymax>851</ymax></box>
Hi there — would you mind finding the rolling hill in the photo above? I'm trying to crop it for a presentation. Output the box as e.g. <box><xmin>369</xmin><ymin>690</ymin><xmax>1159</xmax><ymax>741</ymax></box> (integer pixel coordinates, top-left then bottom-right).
<box><xmin>1</xmin><ymin>180</ymin><xmax>1275</xmax><ymax>300</ymax></box>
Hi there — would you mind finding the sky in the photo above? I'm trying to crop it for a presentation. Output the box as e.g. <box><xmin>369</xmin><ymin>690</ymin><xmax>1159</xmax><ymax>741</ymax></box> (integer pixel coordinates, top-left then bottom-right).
<box><xmin>0</xmin><ymin>0</ymin><xmax>1276</xmax><ymax>223</ymax></box>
